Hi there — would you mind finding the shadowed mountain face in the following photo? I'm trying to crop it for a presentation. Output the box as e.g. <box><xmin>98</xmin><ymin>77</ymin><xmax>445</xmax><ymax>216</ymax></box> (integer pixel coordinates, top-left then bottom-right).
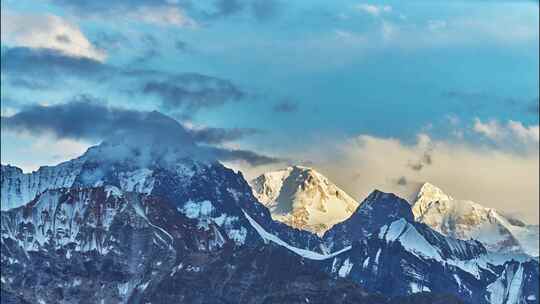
<box><xmin>1</xmin><ymin>135</ymin><xmax>538</xmax><ymax>303</ymax></box>
<box><xmin>323</xmin><ymin>190</ymin><xmax>415</xmax><ymax>250</ymax></box>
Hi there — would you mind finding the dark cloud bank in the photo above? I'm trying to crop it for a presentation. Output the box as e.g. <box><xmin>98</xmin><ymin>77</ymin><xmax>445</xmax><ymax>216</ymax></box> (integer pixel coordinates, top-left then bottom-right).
<box><xmin>142</xmin><ymin>75</ymin><xmax>245</xmax><ymax>111</ymax></box>
<box><xmin>1</xmin><ymin>47</ymin><xmax>247</xmax><ymax>115</ymax></box>
<box><xmin>1</xmin><ymin>97</ymin><xmax>278</xmax><ymax>166</ymax></box>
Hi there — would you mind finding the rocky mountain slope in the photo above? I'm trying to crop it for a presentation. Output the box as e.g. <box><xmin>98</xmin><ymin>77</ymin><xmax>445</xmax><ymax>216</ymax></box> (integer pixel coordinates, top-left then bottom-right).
<box><xmin>250</xmin><ymin>166</ymin><xmax>358</xmax><ymax>235</ymax></box>
<box><xmin>413</xmin><ymin>183</ymin><xmax>539</xmax><ymax>257</ymax></box>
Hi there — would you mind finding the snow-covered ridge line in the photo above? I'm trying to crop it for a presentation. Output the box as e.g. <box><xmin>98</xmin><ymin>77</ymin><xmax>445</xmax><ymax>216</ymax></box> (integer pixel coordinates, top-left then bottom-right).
<box><xmin>1</xmin><ymin>163</ymin><xmax>82</xmax><ymax>210</ymax></box>
<box><xmin>380</xmin><ymin>219</ymin><xmax>443</xmax><ymax>262</ymax></box>
<box><xmin>1</xmin><ymin>162</ymin><xmax>156</xmax><ymax>211</ymax></box>
<box><xmin>378</xmin><ymin>218</ymin><xmax>535</xmax><ymax>280</ymax></box>
<box><xmin>242</xmin><ymin>210</ymin><xmax>351</xmax><ymax>260</ymax></box>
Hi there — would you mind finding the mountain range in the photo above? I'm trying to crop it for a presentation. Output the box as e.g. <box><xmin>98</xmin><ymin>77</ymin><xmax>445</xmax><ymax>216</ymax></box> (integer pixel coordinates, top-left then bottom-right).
<box><xmin>252</xmin><ymin>168</ymin><xmax>539</xmax><ymax>258</ymax></box>
<box><xmin>1</xmin><ymin>113</ymin><xmax>538</xmax><ymax>304</ymax></box>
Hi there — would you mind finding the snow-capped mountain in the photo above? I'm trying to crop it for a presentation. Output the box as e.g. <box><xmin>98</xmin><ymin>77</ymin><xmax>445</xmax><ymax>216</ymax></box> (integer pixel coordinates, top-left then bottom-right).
<box><xmin>413</xmin><ymin>183</ymin><xmax>540</xmax><ymax>257</ymax></box>
<box><xmin>250</xmin><ymin>166</ymin><xmax>358</xmax><ymax>235</ymax></box>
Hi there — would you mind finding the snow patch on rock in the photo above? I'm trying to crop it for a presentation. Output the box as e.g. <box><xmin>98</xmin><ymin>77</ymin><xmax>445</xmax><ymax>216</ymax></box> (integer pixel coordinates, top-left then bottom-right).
<box><xmin>338</xmin><ymin>258</ymin><xmax>354</xmax><ymax>277</ymax></box>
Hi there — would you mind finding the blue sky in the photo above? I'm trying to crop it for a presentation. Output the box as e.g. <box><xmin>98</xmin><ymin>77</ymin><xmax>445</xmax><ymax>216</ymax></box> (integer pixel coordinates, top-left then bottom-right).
<box><xmin>1</xmin><ymin>0</ymin><xmax>539</xmax><ymax>222</ymax></box>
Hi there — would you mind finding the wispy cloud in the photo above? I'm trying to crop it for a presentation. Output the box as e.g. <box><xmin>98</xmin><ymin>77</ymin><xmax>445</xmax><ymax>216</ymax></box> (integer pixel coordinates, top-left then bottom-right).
<box><xmin>354</xmin><ymin>4</ymin><xmax>392</xmax><ymax>17</ymax></box>
<box><xmin>334</xmin><ymin>5</ymin><xmax>538</xmax><ymax>53</ymax></box>
<box><xmin>1</xmin><ymin>11</ymin><xmax>106</xmax><ymax>61</ymax></box>
<box><xmin>473</xmin><ymin>118</ymin><xmax>539</xmax><ymax>148</ymax></box>
<box><xmin>48</xmin><ymin>0</ymin><xmax>283</xmax><ymax>25</ymax></box>
<box><xmin>1</xmin><ymin>47</ymin><xmax>247</xmax><ymax>115</ymax></box>
<box><xmin>126</xmin><ymin>6</ymin><xmax>198</xmax><ymax>27</ymax></box>
<box><xmin>142</xmin><ymin>75</ymin><xmax>245</xmax><ymax>113</ymax></box>
<box><xmin>187</xmin><ymin>125</ymin><xmax>261</xmax><ymax>144</ymax></box>
<box><xmin>273</xmin><ymin>100</ymin><xmax>299</xmax><ymax>113</ymax></box>
<box><xmin>1</xmin><ymin>47</ymin><xmax>110</xmax><ymax>88</ymax></box>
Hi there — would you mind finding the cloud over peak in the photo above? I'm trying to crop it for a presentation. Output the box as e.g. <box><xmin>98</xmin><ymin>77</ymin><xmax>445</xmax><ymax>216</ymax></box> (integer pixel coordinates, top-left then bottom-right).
<box><xmin>1</xmin><ymin>97</ymin><xmax>279</xmax><ymax>166</ymax></box>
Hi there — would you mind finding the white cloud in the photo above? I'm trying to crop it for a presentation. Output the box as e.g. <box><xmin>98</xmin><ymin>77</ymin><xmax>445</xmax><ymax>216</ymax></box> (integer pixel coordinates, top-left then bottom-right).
<box><xmin>382</xmin><ymin>17</ymin><xmax>537</xmax><ymax>50</ymax></box>
<box><xmin>473</xmin><ymin>118</ymin><xmax>503</xmax><ymax>140</ymax></box>
<box><xmin>417</xmin><ymin>12</ymin><xmax>538</xmax><ymax>48</ymax></box>
<box><xmin>127</xmin><ymin>6</ymin><xmax>198</xmax><ymax>28</ymax></box>
<box><xmin>346</xmin><ymin>3</ymin><xmax>538</xmax><ymax>51</ymax></box>
<box><xmin>0</xmin><ymin>11</ymin><xmax>106</xmax><ymax>61</ymax></box>
<box><xmin>474</xmin><ymin>118</ymin><xmax>539</xmax><ymax>147</ymax></box>
<box><xmin>355</xmin><ymin>4</ymin><xmax>392</xmax><ymax>17</ymax></box>
<box><xmin>507</xmin><ymin>120</ymin><xmax>539</xmax><ymax>144</ymax></box>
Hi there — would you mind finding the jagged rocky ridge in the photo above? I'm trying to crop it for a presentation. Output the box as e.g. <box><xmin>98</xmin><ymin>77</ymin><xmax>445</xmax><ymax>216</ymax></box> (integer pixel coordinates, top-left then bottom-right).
<box><xmin>1</xmin><ymin>129</ymin><xmax>539</xmax><ymax>303</ymax></box>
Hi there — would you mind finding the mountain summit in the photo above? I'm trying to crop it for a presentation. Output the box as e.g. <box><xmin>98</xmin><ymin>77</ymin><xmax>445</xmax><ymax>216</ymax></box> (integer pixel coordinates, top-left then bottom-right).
<box><xmin>413</xmin><ymin>182</ymin><xmax>539</xmax><ymax>257</ymax></box>
<box><xmin>250</xmin><ymin>166</ymin><xmax>358</xmax><ymax>235</ymax></box>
